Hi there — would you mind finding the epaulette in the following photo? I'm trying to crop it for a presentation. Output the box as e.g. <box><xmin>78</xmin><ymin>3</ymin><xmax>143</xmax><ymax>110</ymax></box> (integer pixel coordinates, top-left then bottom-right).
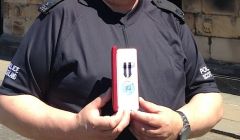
<box><xmin>152</xmin><ymin>0</ymin><xmax>185</xmax><ymax>24</ymax></box>
<box><xmin>38</xmin><ymin>0</ymin><xmax>64</xmax><ymax>14</ymax></box>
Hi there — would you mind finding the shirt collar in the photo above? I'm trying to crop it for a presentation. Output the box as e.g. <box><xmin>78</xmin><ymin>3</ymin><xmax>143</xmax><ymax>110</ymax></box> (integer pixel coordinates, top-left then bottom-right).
<box><xmin>77</xmin><ymin>0</ymin><xmax>144</xmax><ymax>26</ymax></box>
<box><xmin>120</xmin><ymin>0</ymin><xmax>144</xmax><ymax>25</ymax></box>
<box><xmin>78</xmin><ymin>0</ymin><xmax>88</xmax><ymax>6</ymax></box>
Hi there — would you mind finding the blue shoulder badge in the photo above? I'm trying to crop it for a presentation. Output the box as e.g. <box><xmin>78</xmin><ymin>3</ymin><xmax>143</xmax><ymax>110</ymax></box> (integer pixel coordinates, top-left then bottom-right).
<box><xmin>39</xmin><ymin>0</ymin><xmax>64</xmax><ymax>14</ymax></box>
<box><xmin>152</xmin><ymin>0</ymin><xmax>185</xmax><ymax>24</ymax></box>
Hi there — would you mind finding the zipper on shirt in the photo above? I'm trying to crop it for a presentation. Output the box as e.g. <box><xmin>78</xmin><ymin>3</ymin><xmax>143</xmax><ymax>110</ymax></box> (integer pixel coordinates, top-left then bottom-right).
<box><xmin>122</xmin><ymin>24</ymin><xmax>129</xmax><ymax>48</ymax></box>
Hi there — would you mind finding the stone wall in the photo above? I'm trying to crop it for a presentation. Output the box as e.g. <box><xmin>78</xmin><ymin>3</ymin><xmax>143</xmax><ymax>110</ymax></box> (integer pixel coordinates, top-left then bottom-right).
<box><xmin>1</xmin><ymin>0</ymin><xmax>240</xmax><ymax>63</ymax></box>
<box><xmin>3</xmin><ymin>0</ymin><xmax>43</xmax><ymax>37</ymax></box>
<box><xmin>182</xmin><ymin>0</ymin><xmax>240</xmax><ymax>63</ymax></box>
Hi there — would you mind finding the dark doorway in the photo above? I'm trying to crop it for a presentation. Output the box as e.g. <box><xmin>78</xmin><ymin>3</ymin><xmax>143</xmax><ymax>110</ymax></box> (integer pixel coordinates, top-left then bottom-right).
<box><xmin>0</xmin><ymin>0</ymin><xmax>3</xmax><ymax>34</ymax></box>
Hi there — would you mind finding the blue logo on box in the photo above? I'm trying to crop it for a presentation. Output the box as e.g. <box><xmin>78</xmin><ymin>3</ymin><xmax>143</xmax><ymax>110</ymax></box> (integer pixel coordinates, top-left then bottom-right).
<box><xmin>121</xmin><ymin>81</ymin><xmax>135</xmax><ymax>95</ymax></box>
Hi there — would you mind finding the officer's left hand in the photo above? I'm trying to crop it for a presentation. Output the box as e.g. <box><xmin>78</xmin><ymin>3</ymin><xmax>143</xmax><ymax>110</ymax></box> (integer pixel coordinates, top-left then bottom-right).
<box><xmin>130</xmin><ymin>97</ymin><xmax>183</xmax><ymax>140</ymax></box>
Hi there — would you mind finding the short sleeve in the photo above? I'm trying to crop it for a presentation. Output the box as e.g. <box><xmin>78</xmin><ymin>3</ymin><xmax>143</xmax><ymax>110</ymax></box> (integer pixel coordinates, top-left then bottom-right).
<box><xmin>180</xmin><ymin>24</ymin><xmax>220</xmax><ymax>101</ymax></box>
<box><xmin>0</xmin><ymin>13</ymin><xmax>62</xmax><ymax>100</ymax></box>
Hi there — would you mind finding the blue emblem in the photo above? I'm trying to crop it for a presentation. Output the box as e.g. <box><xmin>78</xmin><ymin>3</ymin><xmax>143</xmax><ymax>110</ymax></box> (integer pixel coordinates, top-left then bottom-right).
<box><xmin>121</xmin><ymin>82</ymin><xmax>135</xmax><ymax>95</ymax></box>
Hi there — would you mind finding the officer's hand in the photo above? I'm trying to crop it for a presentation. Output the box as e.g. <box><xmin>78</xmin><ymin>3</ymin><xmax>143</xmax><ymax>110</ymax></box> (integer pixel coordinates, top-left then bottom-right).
<box><xmin>130</xmin><ymin>98</ymin><xmax>182</xmax><ymax>140</ymax></box>
<box><xmin>76</xmin><ymin>89</ymin><xmax>130</xmax><ymax>140</ymax></box>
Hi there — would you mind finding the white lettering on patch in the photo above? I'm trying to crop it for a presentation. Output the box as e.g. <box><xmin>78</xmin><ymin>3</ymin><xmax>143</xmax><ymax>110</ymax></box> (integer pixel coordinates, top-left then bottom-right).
<box><xmin>5</xmin><ymin>63</ymin><xmax>20</xmax><ymax>80</ymax></box>
<box><xmin>199</xmin><ymin>66</ymin><xmax>213</xmax><ymax>80</ymax></box>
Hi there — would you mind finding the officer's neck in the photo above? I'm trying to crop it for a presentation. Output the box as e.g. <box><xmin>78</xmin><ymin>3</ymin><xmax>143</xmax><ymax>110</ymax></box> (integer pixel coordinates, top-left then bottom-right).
<box><xmin>103</xmin><ymin>0</ymin><xmax>139</xmax><ymax>13</ymax></box>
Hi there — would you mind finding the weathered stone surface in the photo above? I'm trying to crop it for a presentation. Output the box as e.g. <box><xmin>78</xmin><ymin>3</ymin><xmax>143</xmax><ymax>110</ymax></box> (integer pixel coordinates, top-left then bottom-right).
<box><xmin>4</xmin><ymin>18</ymin><xmax>29</xmax><ymax>37</ymax></box>
<box><xmin>214</xmin><ymin>118</ymin><xmax>240</xmax><ymax>137</ymax></box>
<box><xmin>194</xmin><ymin>36</ymin><xmax>210</xmax><ymax>59</ymax></box>
<box><xmin>3</xmin><ymin>2</ymin><xmax>40</xmax><ymax>37</ymax></box>
<box><xmin>27</xmin><ymin>0</ymin><xmax>44</xmax><ymax>4</ymax></box>
<box><xmin>3</xmin><ymin>1</ymin><xmax>47</xmax><ymax>37</ymax></box>
<box><xmin>238</xmin><ymin>1</ymin><xmax>240</xmax><ymax>16</ymax></box>
<box><xmin>5</xmin><ymin>3</ymin><xmax>39</xmax><ymax>19</ymax></box>
<box><xmin>190</xmin><ymin>132</ymin><xmax>236</xmax><ymax>140</ymax></box>
<box><xmin>0</xmin><ymin>124</ymin><xmax>28</xmax><ymax>140</ymax></box>
<box><xmin>0</xmin><ymin>60</ymin><xmax>9</xmax><ymax>81</ymax></box>
<box><xmin>195</xmin><ymin>14</ymin><xmax>240</xmax><ymax>38</ymax></box>
<box><xmin>12</xmin><ymin>19</ymin><xmax>25</xmax><ymax>36</ymax></box>
<box><xmin>1</xmin><ymin>0</ymin><xmax>240</xmax><ymax>65</ymax></box>
<box><xmin>202</xmin><ymin>0</ymin><xmax>237</xmax><ymax>16</ymax></box>
<box><xmin>3</xmin><ymin>2</ymin><xmax>10</xmax><ymax>18</ymax></box>
<box><xmin>211</xmin><ymin>37</ymin><xmax>240</xmax><ymax>63</ymax></box>
<box><xmin>184</xmin><ymin>13</ymin><xmax>195</xmax><ymax>33</ymax></box>
<box><xmin>182</xmin><ymin>0</ymin><xmax>201</xmax><ymax>13</ymax></box>
<box><xmin>4</xmin><ymin>0</ymin><xmax>27</xmax><ymax>4</ymax></box>
<box><xmin>3</xmin><ymin>18</ymin><xmax>12</xmax><ymax>35</ymax></box>
<box><xmin>224</xmin><ymin>103</ymin><xmax>240</xmax><ymax>122</ymax></box>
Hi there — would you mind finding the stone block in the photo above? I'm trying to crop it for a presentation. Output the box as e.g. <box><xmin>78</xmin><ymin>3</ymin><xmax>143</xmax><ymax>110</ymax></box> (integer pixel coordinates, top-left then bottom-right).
<box><xmin>18</xmin><ymin>17</ymin><xmax>36</xmax><ymax>36</ymax></box>
<box><xmin>223</xmin><ymin>103</ymin><xmax>240</xmax><ymax>122</ymax></box>
<box><xmin>3</xmin><ymin>2</ymin><xmax>39</xmax><ymax>37</ymax></box>
<box><xmin>23</xmin><ymin>18</ymin><xmax>35</xmax><ymax>33</ymax></box>
<box><xmin>195</xmin><ymin>14</ymin><xmax>240</xmax><ymax>38</ymax></box>
<box><xmin>194</xmin><ymin>36</ymin><xmax>210</xmax><ymax>59</ymax></box>
<box><xmin>28</xmin><ymin>0</ymin><xmax>44</xmax><ymax>4</ymax></box>
<box><xmin>3</xmin><ymin>18</ymin><xmax>12</xmax><ymax>35</ymax></box>
<box><xmin>190</xmin><ymin>132</ymin><xmax>235</xmax><ymax>140</ymax></box>
<box><xmin>184</xmin><ymin>13</ymin><xmax>195</xmax><ymax>33</ymax></box>
<box><xmin>4</xmin><ymin>0</ymin><xmax>27</xmax><ymax>4</ymax></box>
<box><xmin>211</xmin><ymin>37</ymin><xmax>240</xmax><ymax>63</ymax></box>
<box><xmin>214</xmin><ymin>119</ymin><xmax>240</xmax><ymax>137</ymax></box>
<box><xmin>0</xmin><ymin>60</ymin><xmax>10</xmax><ymax>82</ymax></box>
<box><xmin>238</xmin><ymin>1</ymin><xmax>240</xmax><ymax>16</ymax></box>
<box><xmin>0</xmin><ymin>124</ymin><xmax>28</xmax><ymax>140</ymax></box>
<box><xmin>202</xmin><ymin>0</ymin><xmax>236</xmax><ymax>16</ymax></box>
<box><xmin>12</xmin><ymin>19</ymin><xmax>25</xmax><ymax>36</ymax></box>
<box><xmin>222</xmin><ymin>93</ymin><xmax>240</xmax><ymax>106</ymax></box>
<box><xmin>20</xmin><ymin>4</ymin><xmax>40</xmax><ymax>19</ymax></box>
<box><xmin>3</xmin><ymin>2</ymin><xmax>10</xmax><ymax>18</ymax></box>
<box><xmin>7</xmin><ymin>3</ymin><xmax>24</xmax><ymax>18</ymax></box>
<box><xmin>7</xmin><ymin>3</ymin><xmax>39</xmax><ymax>19</ymax></box>
<box><xmin>182</xmin><ymin>0</ymin><xmax>201</xmax><ymax>13</ymax></box>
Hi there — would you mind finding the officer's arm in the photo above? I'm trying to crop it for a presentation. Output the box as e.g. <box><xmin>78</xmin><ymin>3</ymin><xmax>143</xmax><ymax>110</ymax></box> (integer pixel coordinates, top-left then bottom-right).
<box><xmin>178</xmin><ymin>92</ymin><xmax>223</xmax><ymax>137</ymax></box>
<box><xmin>0</xmin><ymin>93</ymin><xmax>130</xmax><ymax>140</ymax></box>
<box><xmin>0</xmin><ymin>94</ymin><xmax>80</xmax><ymax>140</ymax></box>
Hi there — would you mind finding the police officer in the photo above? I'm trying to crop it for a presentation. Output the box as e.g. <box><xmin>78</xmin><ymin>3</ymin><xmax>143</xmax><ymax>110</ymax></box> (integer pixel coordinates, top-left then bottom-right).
<box><xmin>0</xmin><ymin>0</ymin><xmax>223</xmax><ymax>139</ymax></box>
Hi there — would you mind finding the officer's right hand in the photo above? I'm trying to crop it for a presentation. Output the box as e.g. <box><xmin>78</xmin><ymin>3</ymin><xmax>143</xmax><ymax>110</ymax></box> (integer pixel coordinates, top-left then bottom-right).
<box><xmin>76</xmin><ymin>89</ymin><xmax>130</xmax><ymax>140</ymax></box>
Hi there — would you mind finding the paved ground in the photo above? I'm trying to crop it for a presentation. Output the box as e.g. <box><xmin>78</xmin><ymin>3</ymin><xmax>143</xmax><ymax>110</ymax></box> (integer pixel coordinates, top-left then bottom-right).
<box><xmin>0</xmin><ymin>59</ymin><xmax>239</xmax><ymax>139</ymax></box>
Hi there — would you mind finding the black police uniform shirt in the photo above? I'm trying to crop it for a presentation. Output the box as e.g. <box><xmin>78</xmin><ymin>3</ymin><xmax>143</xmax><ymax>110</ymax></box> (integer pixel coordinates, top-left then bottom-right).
<box><xmin>0</xmin><ymin>0</ymin><xmax>219</xmax><ymax>138</ymax></box>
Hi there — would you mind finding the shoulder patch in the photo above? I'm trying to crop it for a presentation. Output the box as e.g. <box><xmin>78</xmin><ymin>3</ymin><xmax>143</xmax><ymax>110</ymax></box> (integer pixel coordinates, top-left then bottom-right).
<box><xmin>39</xmin><ymin>0</ymin><xmax>64</xmax><ymax>14</ymax></box>
<box><xmin>152</xmin><ymin>0</ymin><xmax>185</xmax><ymax>24</ymax></box>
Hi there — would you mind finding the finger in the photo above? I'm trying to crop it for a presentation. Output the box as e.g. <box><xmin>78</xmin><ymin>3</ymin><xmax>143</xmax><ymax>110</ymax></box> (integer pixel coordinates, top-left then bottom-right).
<box><xmin>144</xmin><ymin>128</ymin><xmax>165</xmax><ymax>136</ymax></box>
<box><xmin>91</xmin><ymin>88</ymin><xmax>111</xmax><ymax>109</ymax></box>
<box><xmin>130</xmin><ymin>121</ymin><xmax>157</xmax><ymax>140</ymax></box>
<box><xmin>129</xmin><ymin>126</ymin><xmax>142</xmax><ymax>140</ymax></box>
<box><xmin>139</xmin><ymin>97</ymin><xmax>161</xmax><ymax>113</ymax></box>
<box><xmin>129</xmin><ymin>121</ymin><xmax>145</xmax><ymax>140</ymax></box>
<box><xmin>131</xmin><ymin>110</ymin><xmax>152</xmax><ymax>123</ymax></box>
<box><xmin>131</xmin><ymin>118</ymin><xmax>173</xmax><ymax>139</ymax></box>
<box><xmin>112</xmin><ymin>110</ymin><xmax>131</xmax><ymax>134</ymax></box>
<box><xmin>94</xmin><ymin>110</ymin><xmax>124</xmax><ymax>131</ymax></box>
<box><xmin>93</xmin><ymin>111</ymin><xmax>129</xmax><ymax>140</ymax></box>
<box><xmin>130</xmin><ymin>119</ymin><xmax>147</xmax><ymax>132</ymax></box>
<box><xmin>131</xmin><ymin>111</ymin><xmax>161</xmax><ymax>127</ymax></box>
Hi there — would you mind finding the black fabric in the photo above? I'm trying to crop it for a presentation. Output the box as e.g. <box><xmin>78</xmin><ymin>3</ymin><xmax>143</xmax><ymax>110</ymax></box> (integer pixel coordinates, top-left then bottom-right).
<box><xmin>152</xmin><ymin>0</ymin><xmax>184</xmax><ymax>23</ymax></box>
<box><xmin>39</xmin><ymin>0</ymin><xmax>64</xmax><ymax>14</ymax></box>
<box><xmin>0</xmin><ymin>0</ymin><xmax>219</xmax><ymax>139</ymax></box>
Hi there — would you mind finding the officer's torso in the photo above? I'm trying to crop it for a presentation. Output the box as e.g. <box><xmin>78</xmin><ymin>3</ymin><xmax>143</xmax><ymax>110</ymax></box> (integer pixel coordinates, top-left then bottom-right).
<box><xmin>45</xmin><ymin>0</ymin><xmax>186</xmax><ymax>113</ymax></box>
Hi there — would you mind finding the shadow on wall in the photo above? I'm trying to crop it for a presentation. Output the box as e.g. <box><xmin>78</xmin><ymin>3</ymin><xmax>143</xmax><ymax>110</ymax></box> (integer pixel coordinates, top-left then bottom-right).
<box><xmin>212</xmin><ymin>0</ymin><xmax>235</xmax><ymax>11</ymax></box>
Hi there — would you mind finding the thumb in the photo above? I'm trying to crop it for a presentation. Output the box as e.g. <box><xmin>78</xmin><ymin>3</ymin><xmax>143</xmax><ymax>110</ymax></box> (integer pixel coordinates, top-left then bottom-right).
<box><xmin>91</xmin><ymin>88</ymin><xmax>111</xmax><ymax>109</ymax></box>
